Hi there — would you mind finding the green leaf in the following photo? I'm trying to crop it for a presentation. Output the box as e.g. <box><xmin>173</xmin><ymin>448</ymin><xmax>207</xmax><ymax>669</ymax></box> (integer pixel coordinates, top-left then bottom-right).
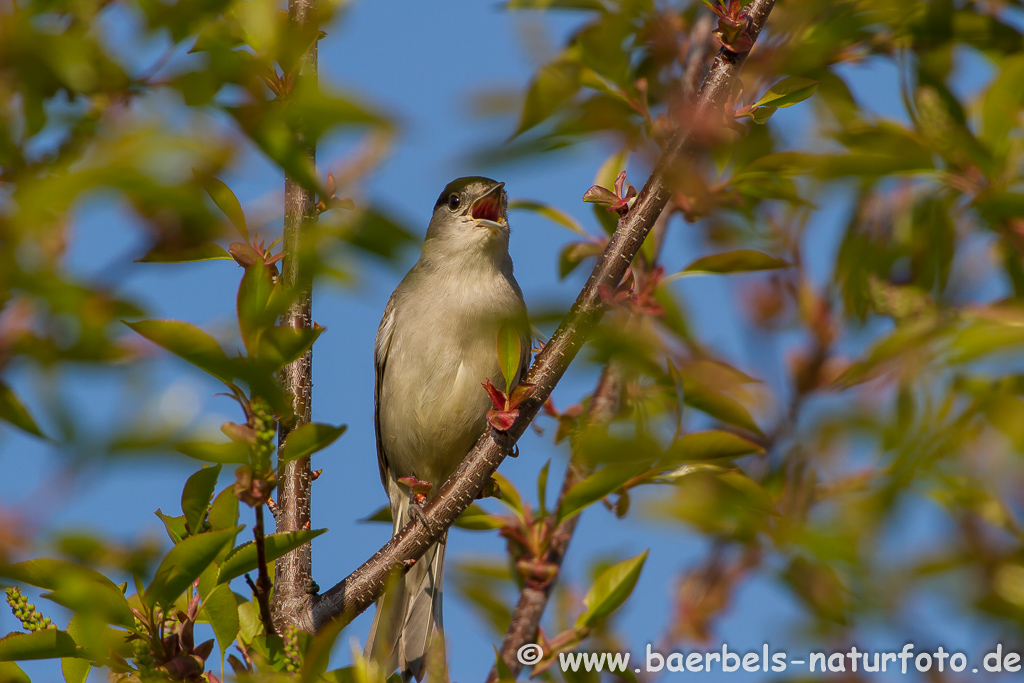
<box><xmin>237</xmin><ymin>264</ymin><xmax>275</xmax><ymax>355</ymax></box>
<box><xmin>681</xmin><ymin>250</ymin><xmax>790</xmax><ymax>275</ymax></box>
<box><xmin>0</xmin><ymin>662</ymin><xmax>30</xmax><ymax>683</ymax></box>
<box><xmin>208</xmin><ymin>485</ymin><xmax>240</xmax><ymax>531</ymax></box>
<box><xmin>146</xmin><ymin>526</ymin><xmax>242</xmax><ymax>607</ymax></box>
<box><xmin>201</xmin><ymin>584</ymin><xmax>240</xmax><ymax>666</ymax></box>
<box><xmin>217</xmin><ymin>529</ymin><xmax>327</xmax><ymax>584</ymax></box>
<box><xmin>453</xmin><ymin>504</ymin><xmax>505</xmax><ymax>531</ymax></box>
<box><xmin>0</xmin><ymin>559</ymin><xmax>118</xmax><ymax>592</ymax></box>
<box><xmin>61</xmin><ymin>655</ymin><xmax>90</xmax><ymax>683</ymax></box>
<box><xmin>749</xmin><ymin>106</ymin><xmax>777</xmax><ymax>124</ymax></box>
<box><xmin>558</xmin><ymin>241</ymin><xmax>604</xmax><ymax>279</ymax></box>
<box><xmin>176</xmin><ymin>440</ymin><xmax>251</xmax><ymax>465</ymax></box>
<box><xmin>557</xmin><ymin>462</ymin><xmax>650</xmax><ymax>525</ymax></box>
<box><xmin>194</xmin><ymin>169</ymin><xmax>248</xmax><ymax>240</ymax></box>
<box><xmin>280</xmin><ymin>423</ymin><xmax>346</xmax><ymax>464</ymax></box>
<box><xmin>516</xmin><ymin>56</ymin><xmax>581</xmax><ymax>135</ymax></box>
<box><xmin>493</xmin><ymin>645</ymin><xmax>516</xmax><ymax>683</ymax></box>
<box><xmin>136</xmin><ymin>242</ymin><xmax>232</xmax><ymax>263</ymax></box>
<box><xmin>181</xmin><ymin>464</ymin><xmax>223</xmax><ymax>535</ymax></box>
<box><xmin>41</xmin><ymin>579</ymin><xmax>135</xmax><ymax>629</ymax></box>
<box><xmin>753</xmin><ymin>77</ymin><xmax>819</xmax><ymax>109</ymax></box>
<box><xmin>155</xmin><ymin>510</ymin><xmax>188</xmax><ymax>544</ymax></box>
<box><xmin>680</xmin><ymin>381</ymin><xmax>763</xmax><ymax>436</ymax></box>
<box><xmin>257</xmin><ymin>326</ymin><xmax>321</xmax><ymax>370</ymax></box>
<box><xmin>509</xmin><ymin>200</ymin><xmax>587</xmax><ymax>236</ymax></box>
<box><xmin>0</xmin><ymin>382</ymin><xmax>44</xmax><ymax>438</ymax></box>
<box><xmin>124</xmin><ymin>320</ymin><xmax>236</xmax><ymax>383</ymax></box>
<box><xmin>537</xmin><ymin>459</ymin><xmax>551</xmax><ymax>516</ymax></box>
<box><xmin>0</xmin><ymin>630</ymin><xmax>79</xmax><ymax>661</ymax></box>
<box><xmin>490</xmin><ymin>472</ymin><xmax>524</xmax><ymax>518</ymax></box>
<box><xmin>496</xmin><ymin>323</ymin><xmax>521</xmax><ymax>389</ymax></box>
<box><xmin>575</xmin><ymin>550</ymin><xmax>648</xmax><ymax>628</ymax></box>
<box><xmin>665</xmin><ymin>431</ymin><xmax>764</xmax><ymax>463</ymax></box>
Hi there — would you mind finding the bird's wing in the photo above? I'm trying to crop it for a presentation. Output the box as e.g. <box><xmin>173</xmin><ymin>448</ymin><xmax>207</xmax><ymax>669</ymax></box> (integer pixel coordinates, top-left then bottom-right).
<box><xmin>374</xmin><ymin>292</ymin><xmax>399</xmax><ymax>489</ymax></box>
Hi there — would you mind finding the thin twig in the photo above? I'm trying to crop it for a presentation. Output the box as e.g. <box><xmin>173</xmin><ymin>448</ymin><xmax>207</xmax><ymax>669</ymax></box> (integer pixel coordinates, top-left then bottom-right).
<box><xmin>253</xmin><ymin>504</ymin><xmax>277</xmax><ymax>636</ymax></box>
<box><xmin>309</xmin><ymin>0</ymin><xmax>778</xmax><ymax>633</ymax></box>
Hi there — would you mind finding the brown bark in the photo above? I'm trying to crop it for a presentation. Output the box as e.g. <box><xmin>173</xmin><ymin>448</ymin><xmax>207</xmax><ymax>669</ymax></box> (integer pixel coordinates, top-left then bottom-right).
<box><xmin>272</xmin><ymin>0</ymin><xmax>319</xmax><ymax>634</ymax></box>
<box><xmin>488</xmin><ymin>362</ymin><xmax>623</xmax><ymax>682</ymax></box>
<box><xmin>309</xmin><ymin>0</ymin><xmax>777</xmax><ymax>634</ymax></box>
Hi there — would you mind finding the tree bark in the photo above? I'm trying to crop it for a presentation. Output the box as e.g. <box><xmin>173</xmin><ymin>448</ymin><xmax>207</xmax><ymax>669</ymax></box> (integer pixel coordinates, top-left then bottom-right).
<box><xmin>272</xmin><ymin>0</ymin><xmax>318</xmax><ymax>634</ymax></box>
<box><xmin>488</xmin><ymin>362</ymin><xmax>623</xmax><ymax>682</ymax></box>
<box><xmin>310</xmin><ymin>0</ymin><xmax>777</xmax><ymax>633</ymax></box>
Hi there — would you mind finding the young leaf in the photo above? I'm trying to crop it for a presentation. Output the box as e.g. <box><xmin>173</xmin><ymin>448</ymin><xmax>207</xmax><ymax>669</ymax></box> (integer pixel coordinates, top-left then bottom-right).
<box><xmin>61</xmin><ymin>655</ymin><xmax>89</xmax><ymax>683</ymax></box>
<box><xmin>575</xmin><ymin>550</ymin><xmax>648</xmax><ymax>628</ymax></box>
<box><xmin>0</xmin><ymin>382</ymin><xmax>45</xmax><ymax>438</ymax></box>
<box><xmin>509</xmin><ymin>200</ymin><xmax>588</xmax><ymax>236</ymax></box>
<box><xmin>0</xmin><ymin>663</ymin><xmax>29</xmax><ymax>683</ymax></box>
<box><xmin>453</xmin><ymin>504</ymin><xmax>505</xmax><ymax>531</ymax></box>
<box><xmin>0</xmin><ymin>559</ymin><xmax>118</xmax><ymax>592</ymax></box>
<box><xmin>176</xmin><ymin>441</ymin><xmax>251</xmax><ymax>465</ymax></box>
<box><xmin>753</xmin><ymin>76</ymin><xmax>819</xmax><ymax>109</ymax></box>
<box><xmin>41</xmin><ymin>579</ymin><xmax>135</xmax><ymax>629</ymax></box>
<box><xmin>136</xmin><ymin>242</ymin><xmax>232</xmax><ymax>263</ymax></box>
<box><xmin>496</xmin><ymin>323</ymin><xmax>521</xmax><ymax>389</ymax></box>
<box><xmin>217</xmin><ymin>529</ymin><xmax>327</xmax><ymax>584</ymax></box>
<box><xmin>680</xmin><ymin>382</ymin><xmax>763</xmax><ymax>436</ymax></box>
<box><xmin>201</xmin><ymin>584</ymin><xmax>240</xmax><ymax>666</ymax></box>
<box><xmin>124</xmin><ymin>320</ymin><xmax>236</xmax><ymax>383</ymax></box>
<box><xmin>280</xmin><ymin>423</ymin><xmax>347</xmax><ymax>464</ymax></box>
<box><xmin>681</xmin><ymin>249</ymin><xmax>790</xmax><ymax>275</ymax></box>
<box><xmin>257</xmin><ymin>326</ymin><xmax>322</xmax><ymax>370</ymax></box>
<box><xmin>145</xmin><ymin>526</ymin><xmax>242</xmax><ymax>608</ymax></box>
<box><xmin>0</xmin><ymin>630</ymin><xmax>79</xmax><ymax>661</ymax></box>
<box><xmin>208</xmin><ymin>485</ymin><xmax>240</xmax><ymax>531</ymax></box>
<box><xmin>537</xmin><ymin>459</ymin><xmax>551</xmax><ymax>516</ymax></box>
<box><xmin>557</xmin><ymin>462</ymin><xmax>651</xmax><ymax>525</ymax></box>
<box><xmin>515</xmin><ymin>56</ymin><xmax>581</xmax><ymax>136</ymax></box>
<box><xmin>181</xmin><ymin>464</ymin><xmax>223</xmax><ymax>535</ymax></box>
<box><xmin>237</xmin><ymin>264</ymin><xmax>275</xmax><ymax>355</ymax></box>
<box><xmin>155</xmin><ymin>510</ymin><xmax>188</xmax><ymax>544</ymax></box>
<box><xmin>664</xmin><ymin>431</ymin><xmax>764</xmax><ymax>463</ymax></box>
<box><xmin>489</xmin><ymin>471</ymin><xmax>524</xmax><ymax>518</ymax></box>
<box><xmin>194</xmin><ymin>169</ymin><xmax>248</xmax><ymax>240</ymax></box>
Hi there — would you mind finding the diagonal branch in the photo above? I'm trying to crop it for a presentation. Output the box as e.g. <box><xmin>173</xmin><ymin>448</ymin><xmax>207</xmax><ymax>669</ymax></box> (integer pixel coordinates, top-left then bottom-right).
<box><xmin>488</xmin><ymin>17</ymin><xmax>717</xmax><ymax>676</ymax></box>
<box><xmin>310</xmin><ymin>0</ymin><xmax>777</xmax><ymax>632</ymax></box>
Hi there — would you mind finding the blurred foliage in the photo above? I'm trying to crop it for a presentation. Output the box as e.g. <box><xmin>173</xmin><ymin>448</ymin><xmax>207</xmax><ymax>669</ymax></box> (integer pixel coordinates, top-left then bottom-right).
<box><xmin>6</xmin><ymin>0</ymin><xmax>1024</xmax><ymax>680</ymax></box>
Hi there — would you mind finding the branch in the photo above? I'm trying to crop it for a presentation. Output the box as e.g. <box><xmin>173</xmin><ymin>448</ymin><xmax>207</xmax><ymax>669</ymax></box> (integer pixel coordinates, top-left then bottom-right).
<box><xmin>272</xmin><ymin>0</ymin><xmax>319</xmax><ymax>632</ymax></box>
<box><xmin>310</xmin><ymin>0</ymin><xmax>777</xmax><ymax>631</ymax></box>
<box><xmin>252</xmin><ymin>504</ymin><xmax>277</xmax><ymax>636</ymax></box>
<box><xmin>488</xmin><ymin>363</ymin><xmax>623</xmax><ymax>682</ymax></box>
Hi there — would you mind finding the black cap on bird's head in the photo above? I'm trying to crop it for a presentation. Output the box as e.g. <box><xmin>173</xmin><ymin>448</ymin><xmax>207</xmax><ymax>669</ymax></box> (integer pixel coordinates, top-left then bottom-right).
<box><xmin>432</xmin><ymin>176</ymin><xmax>507</xmax><ymax>229</ymax></box>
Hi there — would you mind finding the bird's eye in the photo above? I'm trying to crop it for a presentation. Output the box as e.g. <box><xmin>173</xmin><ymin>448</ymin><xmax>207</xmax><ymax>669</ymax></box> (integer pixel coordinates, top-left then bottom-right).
<box><xmin>447</xmin><ymin>194</ymin><xmax>461</xmax><ymax>211</ymax></box>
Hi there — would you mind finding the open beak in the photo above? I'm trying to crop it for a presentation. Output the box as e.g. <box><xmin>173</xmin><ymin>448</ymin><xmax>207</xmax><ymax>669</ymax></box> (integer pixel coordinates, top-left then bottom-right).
<box><xmin>470</xmin><ymin>182</ymin><xmax>507</xmax><ymax>229</ymax></box>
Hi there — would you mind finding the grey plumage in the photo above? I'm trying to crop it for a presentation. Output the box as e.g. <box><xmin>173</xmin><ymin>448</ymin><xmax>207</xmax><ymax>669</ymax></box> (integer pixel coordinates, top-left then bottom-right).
<box><xmin>366</xmin><ymin>177</ymin><xmax>530</xmax><ymax>681</ymax></box>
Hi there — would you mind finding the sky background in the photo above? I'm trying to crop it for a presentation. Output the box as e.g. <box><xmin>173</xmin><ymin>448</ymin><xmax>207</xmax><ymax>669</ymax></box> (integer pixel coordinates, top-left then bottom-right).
<box><xmin>1</xmin><ymin>1</ymin><xmax>1018</xmax><ymax>681</ymax></box>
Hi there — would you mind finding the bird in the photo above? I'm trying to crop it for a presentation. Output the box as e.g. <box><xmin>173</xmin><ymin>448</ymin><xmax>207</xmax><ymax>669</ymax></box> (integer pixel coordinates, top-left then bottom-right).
<box><xmin>365</xmin><ymin>177</ymin><xmax>531</xmax><ymax>681</ymax></box>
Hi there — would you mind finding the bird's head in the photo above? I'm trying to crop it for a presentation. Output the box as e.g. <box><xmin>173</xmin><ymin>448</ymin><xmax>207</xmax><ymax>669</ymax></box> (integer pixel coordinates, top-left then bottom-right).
<box><xmin>424</xmin><ymin>177</ymin><xmax>510</xmax><ymax>255</ymax></box>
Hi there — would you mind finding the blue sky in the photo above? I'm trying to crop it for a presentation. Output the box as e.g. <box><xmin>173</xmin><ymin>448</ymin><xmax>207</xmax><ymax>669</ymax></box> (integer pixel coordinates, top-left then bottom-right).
<box><xmin>1</xmin><ymin>1</ymin><xmax>1017</xmax><ymax>681</ymax></box>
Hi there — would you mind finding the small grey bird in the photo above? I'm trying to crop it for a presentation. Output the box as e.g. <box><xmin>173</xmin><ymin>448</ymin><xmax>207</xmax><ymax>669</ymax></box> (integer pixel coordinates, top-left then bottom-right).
<box><xmin>366</xmin><ymin>177</ymin><xmax>530</xmax><ymax>681</ymax></box>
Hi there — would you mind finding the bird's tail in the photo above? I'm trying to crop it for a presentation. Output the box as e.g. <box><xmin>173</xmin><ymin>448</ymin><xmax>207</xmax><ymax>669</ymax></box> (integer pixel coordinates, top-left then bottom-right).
<box><xmin>365</xmin><ymin>488</ymin><xmax>447</xmax><ymax>682</ymax></box>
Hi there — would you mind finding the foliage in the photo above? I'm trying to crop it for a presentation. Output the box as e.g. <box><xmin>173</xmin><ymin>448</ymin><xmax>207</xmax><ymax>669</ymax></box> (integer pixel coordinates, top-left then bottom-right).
<box><xmin>5</xmin><ymin>0</ymin><xmax>1024</xmax><ymax>680</ymax></box>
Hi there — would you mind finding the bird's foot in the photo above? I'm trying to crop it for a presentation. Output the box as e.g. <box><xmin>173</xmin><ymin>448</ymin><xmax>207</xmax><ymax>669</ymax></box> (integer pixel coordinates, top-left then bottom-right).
<box><xmin>398</xmin><ymin>476</ymin><xmax>433</xmax><ymax>527</ymax></box>
<box><xmin>305</xmin><ymin>579</ymin><xmax>320</xmax><ymax>596</ymax></box>
<box><xmin>492</xmin><ymin>429</ymin><xmax>519</xmax><ymax>458</ymax></box>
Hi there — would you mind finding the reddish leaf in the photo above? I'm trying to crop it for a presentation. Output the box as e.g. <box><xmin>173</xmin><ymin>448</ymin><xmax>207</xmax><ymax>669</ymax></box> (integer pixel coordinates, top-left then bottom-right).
<box><xmin>482</xmin><ymin>379</ymin><xmax>507</xmax><ymax>411</ymax></box>
<box><xmin>487</xmin><ymin>408</ymin><xmax>518</xmax><ymax>431</ymax></box>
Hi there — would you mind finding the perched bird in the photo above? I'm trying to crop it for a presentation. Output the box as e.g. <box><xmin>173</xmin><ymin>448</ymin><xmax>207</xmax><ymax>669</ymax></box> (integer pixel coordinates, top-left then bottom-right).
<box><xmin>366</xmin><ymin>177</ymin><xmax>531</xmax><ymax>681</ymax></box>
